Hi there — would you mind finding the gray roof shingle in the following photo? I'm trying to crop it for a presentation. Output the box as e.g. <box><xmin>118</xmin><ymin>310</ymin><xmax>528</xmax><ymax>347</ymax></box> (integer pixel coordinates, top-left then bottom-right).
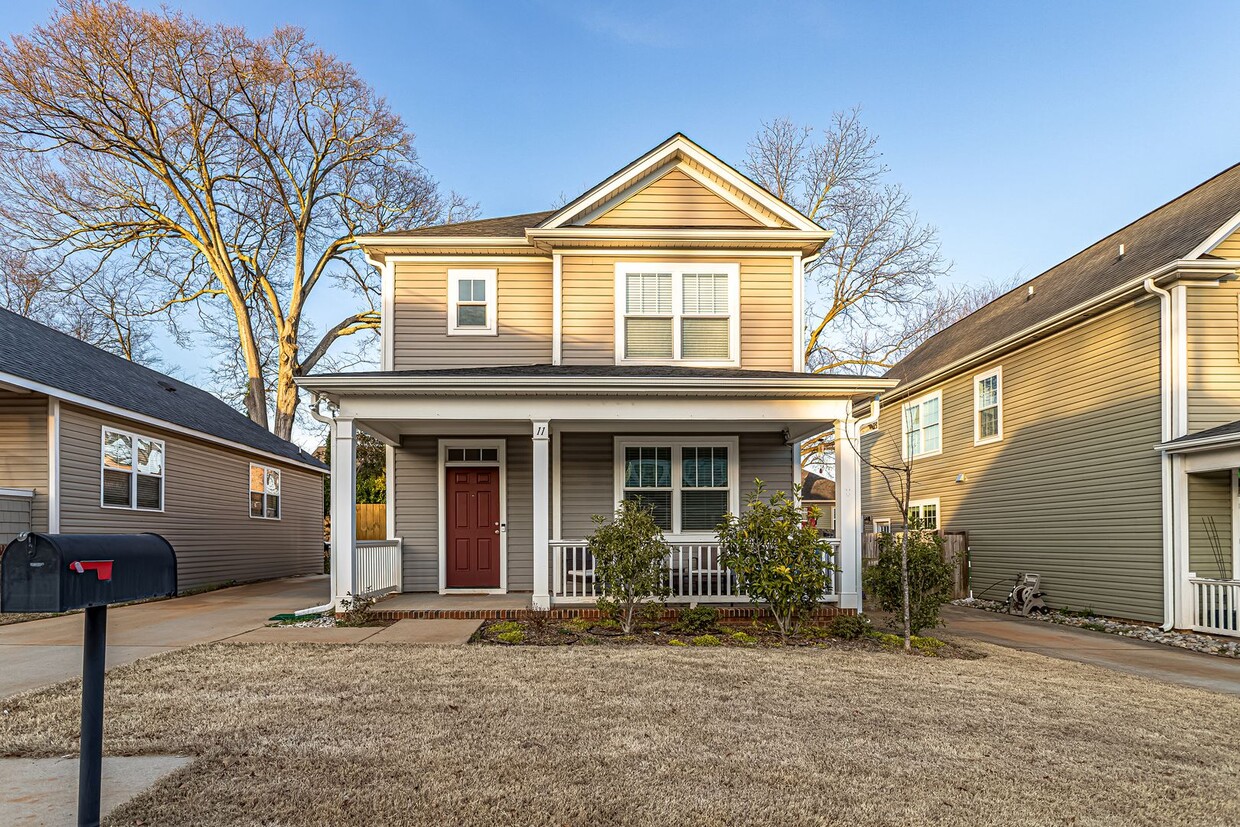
<box><xmin>886</xmin><ymin>163</ymin><xmax>1240</xmax><ymax>387</ymax></box>
<box><xmin>368</xmin><ymin>210</ymin><xmax>556</xmax><ymax>238</ymax></box>
<box><xmin>1164</xmin><ymin>419</ymin><xmax>1240</xmax><ymax>447</ymax></box>
<box><xmin>0</xmin><ymin>307</ymin><xmax>324</xmax><ymax>469</ymax></box>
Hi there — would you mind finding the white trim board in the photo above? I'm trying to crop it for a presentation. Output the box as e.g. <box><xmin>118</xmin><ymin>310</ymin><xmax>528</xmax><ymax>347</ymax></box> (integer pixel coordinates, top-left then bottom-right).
<box><xmin>436</xmin><ymin>438</ymin><xmax>508</xmax><ymax>594</ymax></box>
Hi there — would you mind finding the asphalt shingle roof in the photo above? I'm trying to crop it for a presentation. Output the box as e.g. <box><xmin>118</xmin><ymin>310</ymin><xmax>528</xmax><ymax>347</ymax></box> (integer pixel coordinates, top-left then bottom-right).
<box><xmin>0</xmin><ymin>307</ymin><xmax>324</xmax><ymax>469</ymax></box>
<box><xmin>1164</xmin><ymin>419</ymin><xmax>1240</xmax><ymax>447</ymax></box>
<box><xmin>886</xmin><ymin>163</ymin><xmax>1240</xmax><ymax>387</ymax></box>
<box><xmin>369</xmin><ymin>210</ymin><xmax>556</xmax><ymax>238</ymax></box>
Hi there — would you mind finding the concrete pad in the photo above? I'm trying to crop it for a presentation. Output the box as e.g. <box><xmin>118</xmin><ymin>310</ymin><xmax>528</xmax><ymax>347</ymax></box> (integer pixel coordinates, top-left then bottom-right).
<box><xmin>0</xmin><ymin>644</ymin><xmax>176</xmax><ymax>697</ymax></box>
<box><xmin>939</xmin><ymin>606</ymin><xmax>1240</xmax><ymax>696</ymax></box>
<box><xmin>227</xmin><ymin>625</ymin><xmax>381</xmax><ymax>643</ymax></box>
<box><xmin>0</xmin><ymin>754</ymin><xmax>191</xmax><ymax>826</ymax></box>
<box><xmin>364</xmin><ymin>618</ymin><xmax>483</xmax><ymax>644</ymax></box>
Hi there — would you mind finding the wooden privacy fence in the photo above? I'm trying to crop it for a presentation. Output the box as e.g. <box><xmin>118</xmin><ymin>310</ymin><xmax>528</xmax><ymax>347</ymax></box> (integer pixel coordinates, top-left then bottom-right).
<box><xmin>355</xmin><ymin>503</ymin><xmax>387</xmax><ymax>541</ymax></box>
<box><xmin>862</xmin><ymin>530</ymin><xmax>969</xmax><ymax>600</ymax></box>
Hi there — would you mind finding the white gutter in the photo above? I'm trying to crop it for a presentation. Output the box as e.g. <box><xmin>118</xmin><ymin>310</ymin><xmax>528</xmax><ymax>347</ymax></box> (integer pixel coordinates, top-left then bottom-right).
<box><xmin>1143</xmin><ymin>278</ymin><xmax>1177</xmax><ymax>632</ymax></box>
<box><xmin>854</xmin><ymin>395</ymin><xmax>883</xmax><ymax>430</ymax></box>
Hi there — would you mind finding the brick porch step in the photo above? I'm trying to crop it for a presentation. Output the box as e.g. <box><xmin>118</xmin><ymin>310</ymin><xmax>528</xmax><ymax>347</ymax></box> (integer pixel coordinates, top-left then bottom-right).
<box><xmin>370</xmin><ymin>604</ymin><xmax>855</xmax><ymax>623</ymax></box>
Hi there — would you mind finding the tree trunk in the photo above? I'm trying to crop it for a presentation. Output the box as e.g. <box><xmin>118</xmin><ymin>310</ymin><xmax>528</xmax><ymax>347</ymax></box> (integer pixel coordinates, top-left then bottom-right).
<box><xmin>273</xmin><ymin>339</ymin><xmax>301</xmax><ymax>442</ymax></box>
<box><xmin>900</xmin><ymin>530</ymin><xmax>911</xmax><ymax>652</ymax></box>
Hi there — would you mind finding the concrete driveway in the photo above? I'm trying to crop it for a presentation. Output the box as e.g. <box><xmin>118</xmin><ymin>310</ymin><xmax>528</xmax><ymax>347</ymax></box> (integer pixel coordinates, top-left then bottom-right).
<box><xmin>0</xmin><ymin>575</ymin><xmax>327</xmax><ymax>699</ymax></box>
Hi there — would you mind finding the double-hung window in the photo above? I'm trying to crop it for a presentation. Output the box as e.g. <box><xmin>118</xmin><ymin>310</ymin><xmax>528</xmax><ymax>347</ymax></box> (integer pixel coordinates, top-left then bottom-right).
<box><xmin>617</xmin><ymin>438</ymin><xmax>739</xmax><ymax>535</ymax></box>
<box><xmin>616</xmin><ymin>263</ymin><xmax>739</xmax><ymax>364</ymax></box>
<box><xmin>907</xmin><ymin>498</ymin><xmax>940</xmax><ymax>531</ymax></box>
<box><xmin>447</xmin><ymin>269</ymin><xmax>497</xmax><ymax>335</ymax></box>
<box><xmin>902</xmin><ymin>390</ymin><xmax>942</xmax><ymax>459</ymax></box>
<box><xmin>250</xmin><ymin>464</ymin><xmax>281</xmax><ymax>519</ymax></box>
<box><xmin>101</xmin><ymin>427</ymin><xmax>164</xmax><ymax>510</ymax></box>
<box><xmin>974</xmin><ymin>367</ymin><xmax>1002</xmax><ymax>445</ymax></box>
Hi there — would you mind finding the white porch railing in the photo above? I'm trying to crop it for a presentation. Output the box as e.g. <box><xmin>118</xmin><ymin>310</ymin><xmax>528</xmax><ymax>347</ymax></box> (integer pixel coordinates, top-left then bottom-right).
<box><xmin>550</xmin><ymin>539</ymin><xmax>840</xmax><ymax>605</ymax></box>
<box><xmin>1189</xmin><ymin>578</ymin><xmax>1240</xmax><ymax>637</ymax></box>
<box><xmin>353</xmin><ymin>539</ymin><xmax>402</xmax><ymax>598</ymax></box>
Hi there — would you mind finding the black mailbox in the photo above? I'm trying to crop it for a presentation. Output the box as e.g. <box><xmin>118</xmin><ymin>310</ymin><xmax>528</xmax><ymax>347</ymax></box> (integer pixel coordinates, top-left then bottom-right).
<box><xmin>1</xmin><ymin>533</ymin><xmax>177</xmax><ymax>613</ymax></box>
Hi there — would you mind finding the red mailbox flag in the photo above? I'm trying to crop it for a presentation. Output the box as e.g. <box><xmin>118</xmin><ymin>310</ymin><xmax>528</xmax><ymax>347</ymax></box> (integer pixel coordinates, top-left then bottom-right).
<box><xmin>69</xmin><ymin>560</ymin><xmax>114</xmax><ymax>581</ymax></box>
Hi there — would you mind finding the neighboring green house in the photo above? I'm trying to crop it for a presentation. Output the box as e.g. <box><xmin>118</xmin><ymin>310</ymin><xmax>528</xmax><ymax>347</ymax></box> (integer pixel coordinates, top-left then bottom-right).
<box><xmin>860</xmin><ymin>164</ymin><xmax>1240</xmax><ymax>637</ymax></box>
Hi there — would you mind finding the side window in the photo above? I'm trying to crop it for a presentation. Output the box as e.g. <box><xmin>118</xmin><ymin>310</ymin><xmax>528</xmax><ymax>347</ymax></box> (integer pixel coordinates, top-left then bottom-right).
<box><xmin>908</xmin><ymin>499</ymin><xmax>939</xmax><ymax>531</ymax></box>
<box><xmin>902</xmin><ymin>391</ymin><xmax>943</xmax><ymax>459</ymax></box>
<box><xmin>250</xmin><ymin>464</ymin><xmax>281</xmax><ymax>519</ymax></box>
<box><xmin>101</xmin><ymin>428</ymin><xmax>164</xmax><ymax>510</ymax></box>
<box><xmin>447</xmin><ymin>269</ymin><xmax>497</xmax><ymax>336</ymax></box>
<box><xmin>974</xmin><ymin>367</ymin><xmax>1003</xmax><ymax>445</ymax></box>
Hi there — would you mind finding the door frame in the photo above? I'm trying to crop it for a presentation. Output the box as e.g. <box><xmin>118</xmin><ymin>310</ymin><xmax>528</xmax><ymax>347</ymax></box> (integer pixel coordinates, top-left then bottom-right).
<box><xmin>437</xmin><ymin>438</ymin><xmax>507</xmax><ymax>594</ymax></box>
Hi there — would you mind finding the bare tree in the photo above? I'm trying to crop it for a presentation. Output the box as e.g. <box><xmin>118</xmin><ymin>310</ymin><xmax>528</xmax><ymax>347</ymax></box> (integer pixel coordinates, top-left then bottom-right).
<box><xmin>745</xmin><ymin>110</ymin><xmax>950</xmax><ymax>375</ymax></box>
<box><xmin>0</xmin><ymin>0</ymin><xmax>474</xmax><ymax>439</ymax></box>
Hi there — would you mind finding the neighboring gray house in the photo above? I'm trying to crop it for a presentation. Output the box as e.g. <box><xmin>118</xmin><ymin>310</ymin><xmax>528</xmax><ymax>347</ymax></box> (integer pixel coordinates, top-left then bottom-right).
<box><xmin>0</xmin><ymin>307</ymin><xmax>326</xmax><ymax>591</ymax></box>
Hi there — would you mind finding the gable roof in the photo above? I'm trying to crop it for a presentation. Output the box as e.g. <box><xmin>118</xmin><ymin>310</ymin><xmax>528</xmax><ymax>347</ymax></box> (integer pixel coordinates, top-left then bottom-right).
<box><xmin>0</xmin><ymin>307</ymin><xmax>325</xmax><ymax>470</ymax></box>
<box><xmin>367</xmin><ymin>210</ymin><xmax>555</xmax><ymax>239</ymax></box>
<box><xmin>885</xmin><ymin>162</ymin><xmax>1240</xmax><ymax>390</ymax></box>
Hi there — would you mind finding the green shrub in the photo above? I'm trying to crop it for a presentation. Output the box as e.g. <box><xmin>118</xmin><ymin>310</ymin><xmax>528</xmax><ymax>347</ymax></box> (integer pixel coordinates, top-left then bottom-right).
<box><xmin>863</xmin><ymin>530</ymin><xmax>954</xmax><ymax>635</ymax></box>
<box><xmin>496</xmin><ymin>630</ymin><xmax>525</xmax><ymax>644</ymax></box>
<box><xmin>690</xmin><ymin>634</ymin><xmax>722</xmax><ymax>646</ymax></box>
<box><xmin>588</xmin><ymin>500</ymin><xmax>671</xmax><ymax>634</ymax></box>
<box><xmin>717</xmin><ymin>481</ymin><xmax>835</xmax><ymax>639</ymax></box>
<box><xmin>668</xmin><ymin>638</ymin><xmax>687</xmax><ymax>646</ymax></box>
<box><xmin>489</xmin><ymin>620</ymin><xmax>521</xmax><ymax>636</ymax></box>
<box><xmin>336</xmin><ymin>592</ymin><xmax>378</xmax><ymax>627</ymax></box>
<box><xmin>672</xmin><ymin>605</ymin><xmax>719</xmax><ymax>634</ymax></box>
<box><xmin>729</xmin><ymin>631</ymin><xmax>757</xmax><ymax>645</ymax></box>
<box><xmin>910</xmin><ymin>636</ymin><xmax>945</xmax><ymax>656</ymax></box>
<box><xmin>563</xmin><ymin>617</ymin><xmax>593</xmax><ymax>633</ymax></box>
<box><xmin>826</xmin><ymin>614</ymin><xmax>873</xmax><ymax>640</ymax></box>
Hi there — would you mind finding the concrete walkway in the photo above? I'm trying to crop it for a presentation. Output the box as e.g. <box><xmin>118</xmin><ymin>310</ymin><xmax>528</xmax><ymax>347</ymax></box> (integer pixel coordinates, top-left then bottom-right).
<box><xmin>0</xmin><ymin>755</ymin><xmax>191</xmax><ymax>827</ymax></box>
<box><xmin>939</xmin><ymin>605</ymin><xmax>1240</xmax><ymax>696</ymax></box>
<box><xmin>229</xmin><ymin>618</ymin><xmax>482</xmax><ymax>644</ymax></box>
<box><xmin>0</xmin><ymin>575</ymin><xmax>327</xmax><ymax>699</ymax></box>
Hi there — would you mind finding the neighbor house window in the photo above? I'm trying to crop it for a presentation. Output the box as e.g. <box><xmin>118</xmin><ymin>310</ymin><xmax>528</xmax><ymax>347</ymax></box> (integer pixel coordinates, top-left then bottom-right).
<box><xmin>101</xmin><ymin>428</ymin><xmax>164</xmax><ymax>510</ymax></box>
<box><xmin>617</xmin><ymin>438</ymin><xmax>739</xmax><ymax>534</ymax></box>
<box><xmin>447</xmin><ymin>269</ymin><xmax>497</xmax><ymax>335</ymax></box>
<box><xmin>974</xmin><ymin>367</ymin><xmax>1002</xmax><ymax>445</ymax></box>
<box><xmin>250</xmin><ymin>464</ymin><xmax>281</xmax><ymax>519</ymax></box>
<box><xmin>902</xmin><ymin>390</ymin><xmax>942</xmax><ymax>459</ymax></box>
<box><xmin>873</xmin><ymin>518</ymin><xmax>892</xmax><ymax>534</ymax></box>
<box><xmin>907</xmin><ymin>499</ymin><xmax>940</xmax><ymax>531</ymax></box>
<box><xmin>616</xmin><ymin>263</ymin><xmax>739</xmax><ymax>364</ymax></box>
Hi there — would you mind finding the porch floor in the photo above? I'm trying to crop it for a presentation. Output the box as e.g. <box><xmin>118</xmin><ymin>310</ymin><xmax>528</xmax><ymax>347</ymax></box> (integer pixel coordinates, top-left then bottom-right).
<box><xmin>373</xmin><ymin>592</ymin><xmax>533</xmax><ymax>619</ymax></box>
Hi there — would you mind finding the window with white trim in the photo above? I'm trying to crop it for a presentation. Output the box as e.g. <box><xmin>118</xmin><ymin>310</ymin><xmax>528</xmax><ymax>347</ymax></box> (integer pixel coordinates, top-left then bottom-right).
<box><xmin>616</xmin><ymin>263</ymin><xmax>738</xmax><ymax>364</ymax></box>
<box><xmin>250</xmin><ymin>463</ymin><xmax>281</xmax><ymax>519</ymax></box>
<box><xmin>974</xmin><ymin>367</ymin><xmax>1002</xmax><ymax>445</ymax></box>
<box><xmin>447</xmin><ymin>269</ymin><xmax>497</xmax><ymax>335</ymax></box>
<box><xmin>617</xmin><ymin>438</ymin><xmax>738</xmax><ymax>534</ymax></box>
<box><xmin>902</xmin><ymin>390</ymin><xmax>942</xmax><ymax>458</ymax></box>
<box><xmin>873</xmin><ymin>518</ymin><xmax>892</xmax><ymax>534</ymax></box>
<box><xmin>101</xmin><ymin>428</ymin><xmax>164</xmax><ymax>510</ymax></box>
<box><xmin>907</xmin><ymin>499</ymin><xmax>939</xmax><ymax>531</ymax></box>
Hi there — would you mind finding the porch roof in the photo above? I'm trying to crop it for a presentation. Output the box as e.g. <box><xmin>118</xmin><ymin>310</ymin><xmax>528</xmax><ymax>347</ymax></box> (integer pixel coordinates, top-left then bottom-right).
<box><xmin>296</xmin><ymin>364</ymin><xmax>895</xmax><ymax>400</ymax></box>
<box><xmin>1159</xmin><ymin>419</ymin><xmax>1240</xmax><ymax>454</ymax></box>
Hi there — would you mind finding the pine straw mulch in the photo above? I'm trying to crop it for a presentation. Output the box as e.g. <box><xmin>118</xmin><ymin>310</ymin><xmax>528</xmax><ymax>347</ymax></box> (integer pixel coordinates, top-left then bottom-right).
<box><xmin>2</xmin><ymin>641</ymin><xmax>1239</xmax><ymax>826</ymax></box>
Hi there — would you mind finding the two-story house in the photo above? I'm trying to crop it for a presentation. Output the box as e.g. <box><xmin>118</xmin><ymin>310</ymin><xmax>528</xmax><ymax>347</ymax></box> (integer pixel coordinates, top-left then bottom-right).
<box><xmin>299</xmin><ymin>135</ymin><xmax>892</xmax><ymax>611</ymax></box>
<box><xmin>858</xmin><ymin>163</ymin><xmax>1240</xmax><ymax>638</ymax></box>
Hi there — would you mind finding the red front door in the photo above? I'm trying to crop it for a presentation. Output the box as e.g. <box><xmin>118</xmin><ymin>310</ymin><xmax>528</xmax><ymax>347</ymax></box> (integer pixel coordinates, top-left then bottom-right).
<box><xmin>446</xmin><ymin>467</ymin><xmax>501</xmax><ymax>588</ymax></box>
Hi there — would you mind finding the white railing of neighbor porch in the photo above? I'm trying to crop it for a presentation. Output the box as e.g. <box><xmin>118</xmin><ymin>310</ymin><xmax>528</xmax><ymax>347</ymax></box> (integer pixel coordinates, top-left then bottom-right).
<box><xmin>1190</xmin><ymin>578</ymin><xmax>1240</xmax><ymax>637</ymax></box>
<box><xmin>550</xmin><ymin>539</ymin><xmax>840</xmax><ymax>605</ymax></box>
<box><xmin>353</xmin><ymin>538</ymin><xmax>402</xmax><ymax>597</ymax></box>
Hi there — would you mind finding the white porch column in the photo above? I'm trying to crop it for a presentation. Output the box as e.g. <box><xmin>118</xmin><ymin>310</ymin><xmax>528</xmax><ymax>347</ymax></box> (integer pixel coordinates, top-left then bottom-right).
<box><xmin>331</xmin><ymin>417</ymin><xmax>357</xmax><ymax>608</ymax></box>
<box><xmin>835</xmin><ymin>418</ymin><xmax>863</xmax><ymax>611</ymax></box>
<box><xmin>532</xmin><ymin>420</ymin><xmax>551</xmax><ymax>609</ymax></box>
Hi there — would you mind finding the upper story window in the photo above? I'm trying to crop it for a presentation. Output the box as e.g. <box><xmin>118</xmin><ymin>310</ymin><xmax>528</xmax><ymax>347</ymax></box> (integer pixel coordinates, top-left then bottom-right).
<box><xmin>250</xmin><ymin>463</ymin><xmax>281</xmax><ymax>519</ymax></box>
<box><xmin>615</xmin><ymin>263</ymin><xmax>739</xmax><ymax>365</ymax></box>
<box><xmin>101</xmin><ymin>427</ymin><xmax>164</xmax><ymax>510</ymax></box>
<box><xmin>974</xmin><ymin>367</ymin><xmax>1003</xmax><ymax>445</ymax></box>
<box><xmin>447</xmin><ymin>269</ymin><xmax>497</xmax><ymax>336</ymax></box>
<box><xmin>902</xmin><ymin>390</ymin><xmax>942</xmax><ymax>459</ymax></box>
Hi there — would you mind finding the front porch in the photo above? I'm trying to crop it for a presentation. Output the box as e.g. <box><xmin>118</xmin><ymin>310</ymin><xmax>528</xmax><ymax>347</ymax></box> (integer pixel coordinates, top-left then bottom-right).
<box><xmin>302</xmin><ymin>366</ymin><xmax>890</xmax><ymax>612</ymax></box>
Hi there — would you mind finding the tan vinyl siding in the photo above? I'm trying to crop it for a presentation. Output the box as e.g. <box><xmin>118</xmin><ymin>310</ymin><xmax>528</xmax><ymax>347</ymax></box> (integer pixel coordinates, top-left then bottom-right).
<box><xmin>557</xmin><ymin>431</ymin><xmax>792</xmax><ymax>540</ymax></box>
<box><xmin>1188</xmin><ymin>471</ymin><xmax>1233</xmax><ymax>580</ymax></box>
<box><xmin>1185</xmin><ymin>278</ymin><xmax>1240</xmax><ymax>433</ymax></box>
<box><xmin>560</xmin><ymin>255</ymin><xmax>794</xmax><ymax>370</ymax></box>
<box><xmin>391</xmin><ymin>258</ymin><xmax>553</xmax><ymax>370</ymax></box>
<box><xmin>0</xmin><ymin>493</ymin><xmax>32</xmax><ymax>548</ymax></box>
<box><xmin>390</xmin><ymin>436</ymin><xmax>534</xmax><ymax>592</ymax></box>
<box><xmin>862</xmin><ymin>298</ymin><xmax>1165</xmax><ymax>622</ymax></box>
<box><xmin>1207</xmin><ymin>228</ymin><xmax>1240</xmax><ymax>259</ymax></box>
<box><xmin>0</xmin><ymin>390</ymin><xmax>48</xmax><ymax>533</ymax></box>
<box><xmin>57</xmin><ymin>405</ymin><xmax>322</xmax><ymax>590</ymax></box>
<box><xmin>588</xmin><ymin>168</ymin><xmax>762</xmax><ymax>228</ymax></box>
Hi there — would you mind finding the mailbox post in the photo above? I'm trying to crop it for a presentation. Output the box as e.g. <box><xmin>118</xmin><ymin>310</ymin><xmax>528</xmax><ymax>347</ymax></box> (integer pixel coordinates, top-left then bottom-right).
<box><xmin>0</xmin><ymin>533</ymin><xmax>176</xmax><ymax>827</ymax></box>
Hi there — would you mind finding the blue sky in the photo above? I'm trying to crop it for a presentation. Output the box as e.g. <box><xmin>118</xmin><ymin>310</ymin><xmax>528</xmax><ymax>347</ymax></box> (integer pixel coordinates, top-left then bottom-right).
<box><xmin>3</xmin><ymin>0</ymin><xmax>1240</xmax><ymax>404</ymax></box>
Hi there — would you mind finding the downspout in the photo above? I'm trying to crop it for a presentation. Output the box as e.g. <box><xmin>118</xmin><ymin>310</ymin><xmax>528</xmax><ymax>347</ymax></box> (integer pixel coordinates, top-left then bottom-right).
<box><xmin>1143</xmin><ymin>278</ymin><xmax>1176</xmax><ymax>631</ymax></box>
<box><xmin>855</xmin><ymin>395</ymin><xmax>883</xmax><ymax>431</ymax></box>
<box><xmin>296</xmin><ymin>394</ymin><xmax>339</xmax><ymax>617</ymax></box>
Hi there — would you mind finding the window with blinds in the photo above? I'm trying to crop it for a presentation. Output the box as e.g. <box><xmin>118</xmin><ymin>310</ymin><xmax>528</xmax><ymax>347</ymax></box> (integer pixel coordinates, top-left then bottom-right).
<box><xmin>101</xmin><ymin>427</ymin><xmax>164</xmax><ymax>511</ymax></box>
<box><xmin>618</xmin><ymin>439</ymin><xmax>736</xmax><ymax>534</ymax></box>
<box><xmin>618</xmin><ymin>264</ymin><xmax>737</xmax><ymax>363</ymax></box>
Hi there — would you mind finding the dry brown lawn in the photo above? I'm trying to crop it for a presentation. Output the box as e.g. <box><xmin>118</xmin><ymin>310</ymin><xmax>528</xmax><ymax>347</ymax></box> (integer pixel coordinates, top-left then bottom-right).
<box><xmin>1</xmin><ymin>641</ymin><xmax>1238</xmax><ymax>826</ymax></box>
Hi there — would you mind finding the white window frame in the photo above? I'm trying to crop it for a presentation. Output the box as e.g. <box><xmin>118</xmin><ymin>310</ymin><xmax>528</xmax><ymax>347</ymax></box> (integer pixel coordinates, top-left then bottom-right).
<box><xmin>447</xmin><ymin>269</ymin><xmax>498</xmax><ymax>336</ymax></box>
<box><xmin>613</xmin><ymin>436</ymin><xmax>740</xmax><ymax>538</ymax></box>
<box><xmin>614</xmin><ymin>262</ymin><xmax>741</xmax><ymax>366</ymax></box>
<box><xmin>249</xmin><ymin>463</ymin><xmax>282</xmax><ymax>520</ymax></box>
<box><xmin>908</xmin><ymin>498</ymin><xmax>941</xmax><ymax>531</ymax></box>
<box><xmin>902</xmin><ymin>389</ymin><xmax>943</xmax><ymax>460</ymax></box>
<box><xmin>973</xmin><ymin>366</ymin><xmax>1003</xmax><ymax>446</ymax></box>
<box><xmin>873</xmin><ymin>518</ymin><xmax>892</xmax><ymax>534</ymax></box>
<box><xmin>99</xmin><ymin>426</ymin><xmax>165</xmax><ymax>512</ymax></box>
